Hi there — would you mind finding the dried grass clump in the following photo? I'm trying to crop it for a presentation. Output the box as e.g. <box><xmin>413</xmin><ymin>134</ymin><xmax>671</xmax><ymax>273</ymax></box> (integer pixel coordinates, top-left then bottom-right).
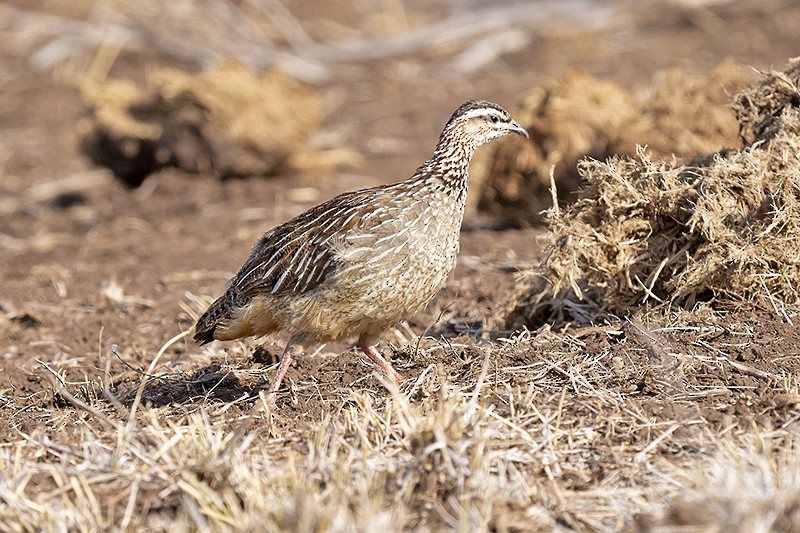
<box><xmin>502</xmin><ymin>58</ymin><xmax>800</xmax><ymax>328</ymax></box>
<box><xmin>78</xmin><ymin>61</ymin><xmax>322</xmax><ymax>186</ymax></box>
<box><xmin>638</xmin><ymin>443</ymin><xmax>800</xmax><ymax>532</ymax></box>
<box><xmin>476</xmin><ymin>62</ymin><xmax>752</xmax><ymax>224</ymax></box>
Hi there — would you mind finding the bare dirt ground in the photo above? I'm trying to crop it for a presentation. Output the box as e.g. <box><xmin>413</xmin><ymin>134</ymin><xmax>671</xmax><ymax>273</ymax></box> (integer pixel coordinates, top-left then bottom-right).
<box><xmin>2</xmin><ymin>1</ymin><xmax>800</xmax><ymax>531</ymax></box>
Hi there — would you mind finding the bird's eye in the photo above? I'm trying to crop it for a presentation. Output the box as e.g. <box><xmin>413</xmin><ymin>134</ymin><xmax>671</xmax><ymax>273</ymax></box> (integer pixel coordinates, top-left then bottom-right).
<box><xmin>490</xmin><ymin>115</ymin><xmax>499</xmax><ymax>124</ymax></box>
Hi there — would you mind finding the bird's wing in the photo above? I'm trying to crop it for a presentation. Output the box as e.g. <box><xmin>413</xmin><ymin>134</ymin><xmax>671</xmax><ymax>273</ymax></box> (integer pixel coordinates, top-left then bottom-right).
<box><xmin>232</xmin><ymin>188</ymin><xmax>380</xmax><ymax>297</ymax></box>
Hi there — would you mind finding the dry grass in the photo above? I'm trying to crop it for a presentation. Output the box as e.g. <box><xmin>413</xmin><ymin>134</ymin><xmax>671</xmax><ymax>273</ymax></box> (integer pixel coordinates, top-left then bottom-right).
<box><xmin>3</xmin><ymin>309</ymin><xmax>800</xmax><ymax>531</ymax></box>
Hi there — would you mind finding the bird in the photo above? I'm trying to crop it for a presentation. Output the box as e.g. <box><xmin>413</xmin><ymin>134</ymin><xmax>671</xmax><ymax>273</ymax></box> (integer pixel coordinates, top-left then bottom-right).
<box><xmin>193</xmin><ymin>100</ymin><xmax>528</xmax><ymax>406</ymax></box>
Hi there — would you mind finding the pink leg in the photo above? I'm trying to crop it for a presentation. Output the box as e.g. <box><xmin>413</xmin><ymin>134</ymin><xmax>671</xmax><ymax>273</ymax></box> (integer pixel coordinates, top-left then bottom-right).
<box><xmin>265</xmin><ymin>337</ymin><xmax>300</xmax><ymax>406</ymax></box>
<box><xmin>358</xmin><ymin>337</ymin><xmax>405</xmax><ymax>383</ymax></box>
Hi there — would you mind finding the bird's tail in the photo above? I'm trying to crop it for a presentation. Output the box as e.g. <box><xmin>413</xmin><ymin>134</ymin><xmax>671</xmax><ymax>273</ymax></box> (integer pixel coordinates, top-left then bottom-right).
<box><xmin>193</xmin><ymin>291</ymin><xmax>241</xmax><ymax>345</ymax></box>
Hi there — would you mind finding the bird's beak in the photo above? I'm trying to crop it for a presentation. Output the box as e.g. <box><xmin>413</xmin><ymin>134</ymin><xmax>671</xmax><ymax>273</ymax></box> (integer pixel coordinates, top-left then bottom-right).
<box><xmin>508</xmin><ymin>119</ymin><xmax>529</xmax><ymax>138</ymax></box>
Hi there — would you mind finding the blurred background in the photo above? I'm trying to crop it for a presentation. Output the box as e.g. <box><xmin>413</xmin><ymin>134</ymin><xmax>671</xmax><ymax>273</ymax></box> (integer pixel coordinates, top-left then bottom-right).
<box><xmin>2</xmin><ymin>0</ymin><xmax>799</xmax><ymax>195</ymax></box>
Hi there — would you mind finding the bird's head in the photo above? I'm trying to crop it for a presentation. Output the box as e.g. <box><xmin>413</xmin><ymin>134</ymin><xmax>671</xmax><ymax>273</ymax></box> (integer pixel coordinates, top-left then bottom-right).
<box><xmin>442</xmin><ymin>100</ymin><xmax>529</xmax><ymax>148</ymax></box>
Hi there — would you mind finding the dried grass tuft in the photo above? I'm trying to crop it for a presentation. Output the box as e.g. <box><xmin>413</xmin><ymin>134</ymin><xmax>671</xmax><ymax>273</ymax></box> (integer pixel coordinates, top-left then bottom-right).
<box><xmin>501</xmin><ymin>59</ymin><xmax>800</xmax><ymax>328</ymax></box>
<box><xmin>475</xmin><ymin>62</ymin><xmax>752</xmax><ymax>224</ymax></box>
<box><xmin>733</xmin><ymin>57</ymin><xmax>800</xmax><ymax>146</ymax></box>
<box><xmin>637</xmin><ymin>442</ymin><xmax>800</xmax><ymax>531</ymax></box>
<box><xmin>78</xmin><ymin>61</ymin><xmax>324</xmax><ymax>186</ymax></box>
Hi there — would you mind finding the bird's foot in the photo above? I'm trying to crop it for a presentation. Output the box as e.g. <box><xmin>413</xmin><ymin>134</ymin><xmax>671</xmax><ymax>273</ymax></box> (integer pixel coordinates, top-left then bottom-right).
<box><xmin>359</xmin><ymin>339</ymin><xmax>405</xmax><ymax>383</ymax></box>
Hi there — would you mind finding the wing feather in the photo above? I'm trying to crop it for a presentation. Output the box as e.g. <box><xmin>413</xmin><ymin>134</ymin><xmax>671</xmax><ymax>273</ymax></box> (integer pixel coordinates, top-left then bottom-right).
<box><xmin>232</xmin><ymin>188</ymin><xmax>381</xmax><ymax>297</ymax></box>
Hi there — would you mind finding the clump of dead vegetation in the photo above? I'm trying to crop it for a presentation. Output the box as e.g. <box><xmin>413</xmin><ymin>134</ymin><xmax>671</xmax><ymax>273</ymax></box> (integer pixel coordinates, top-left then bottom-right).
<box><xmin>501</xmin><ymin>59</ymin><xmax>800</xmax><ymax>328</ymax></box>
<box><xmin>78</xmin><ymin>61</ymin><xmax>334</xmax><ymax>186</ymax></box>
<box><xmin>637</xmin><ymin>443</ymin><xmax>800</xmax><ymax>531</ymax></box>
<box><xmin>475</xmin><ymin>62</ymin><xmax>752</xmax><ymax>224</ymax></box>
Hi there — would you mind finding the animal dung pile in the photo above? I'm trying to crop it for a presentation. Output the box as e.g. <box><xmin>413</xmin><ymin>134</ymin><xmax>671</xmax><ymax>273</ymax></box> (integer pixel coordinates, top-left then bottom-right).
<box><xmin>78</xmin><ymin>61</ymin><xmax>321</xmax><ymax>186</ymax></box>
<box><xmin>475</xmin><ymin>63</ymin><xmax>752</xmax><ymax>224</ymax></box>
<box><xmin>501</xmin><ymin>58</ymin><xmax>800</xmax><ymax>329</ymax></box>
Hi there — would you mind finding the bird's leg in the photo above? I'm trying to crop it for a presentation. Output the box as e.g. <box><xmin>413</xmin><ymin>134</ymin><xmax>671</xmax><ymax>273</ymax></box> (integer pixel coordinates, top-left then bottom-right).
<box><xmin>358</xmin><ymin>336</ymin><xmax>405</xmax><ymax>383</ymax></box>
<box><xmin>265</xmin><ymin>336</ymin><xmax>301</xmax><ymax>406</ymax></box>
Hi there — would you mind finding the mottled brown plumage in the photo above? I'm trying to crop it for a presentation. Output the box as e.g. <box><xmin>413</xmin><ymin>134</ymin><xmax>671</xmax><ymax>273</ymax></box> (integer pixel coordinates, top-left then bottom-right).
<box><xmin>194</xmin><ymin>100</ymin><xmax>528</xmax><ymax>404</ymax></box>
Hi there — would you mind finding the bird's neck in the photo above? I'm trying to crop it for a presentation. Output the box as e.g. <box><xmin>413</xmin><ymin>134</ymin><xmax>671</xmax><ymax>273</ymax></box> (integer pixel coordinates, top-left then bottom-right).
<box><xmin>418</xmin><ymin>126</ymin><xmax>481</xmax><ymax>188</ymax></box>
